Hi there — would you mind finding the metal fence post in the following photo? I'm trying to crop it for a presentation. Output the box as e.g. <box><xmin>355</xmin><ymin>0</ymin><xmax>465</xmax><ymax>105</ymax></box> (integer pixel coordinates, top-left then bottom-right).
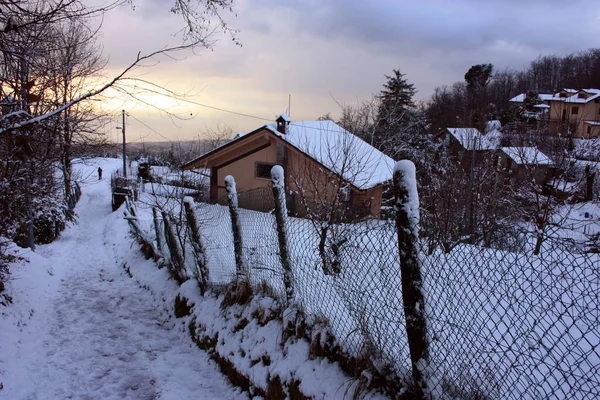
<box><xmin>183</xmin><ymin>197</ymin><xmax>209</xmax><ymax>295</ymax></box>
<box><xmin>393</xmin><ymin>160</ymin><xmax>430</xmax><ymax>399</ymax></box>
<box><xmin>271</xmin><ymin>166</ymin><xmax>294</xmax><ymax>304</ymax></box>
<box><xmin>225</xmin><ymin>175</ymin><xmax>248</xmax><ymax>282</ymax></box>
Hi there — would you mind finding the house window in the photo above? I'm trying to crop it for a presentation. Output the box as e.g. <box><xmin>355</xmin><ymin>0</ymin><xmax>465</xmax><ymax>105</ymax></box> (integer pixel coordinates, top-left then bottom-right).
<box><xmin>571</xmin><ymin>107</ymin><xmax>579</xmax><ymax>115</ymax></box>
<box><xmin>559</xmin><ymin>92</ymin><xmax>567</xmax><ymax>98</ymax></box>
<box><xmin>588</xmin><ymin>126</ymin><xmax>592</xmax><ymax>134</ymax></box>
<box><xmin>578</xmin><ymin>93</ymin><xmax>587</xmax><ymax>99</ymax></box>
<box><xmin>595</xmin><ymin>99</ymin><xmax>599</xmax><ymax>104</ymax></box>
<box><xmin>255</xmin><ymin>162</ymin><xmax>275</xmax><ymax>179</ymax></box>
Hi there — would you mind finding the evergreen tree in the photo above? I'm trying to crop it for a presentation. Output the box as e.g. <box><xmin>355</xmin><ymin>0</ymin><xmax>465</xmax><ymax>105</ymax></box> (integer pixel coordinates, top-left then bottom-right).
<box><xmin>377</xmin><ymin>69</ymin><xmax>417</xmax><ymax>123</ymax></box>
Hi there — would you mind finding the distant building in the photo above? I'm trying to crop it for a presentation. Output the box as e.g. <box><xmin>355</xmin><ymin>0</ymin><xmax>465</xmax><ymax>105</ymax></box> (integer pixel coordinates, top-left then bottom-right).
<box><xmin>499</xmin><ymin>147</ymin><xmax>555</xmax><ymax>185</ymax></box>
<box><xmin>441</xmin><ymin>127</ymin><xmax>500</xmax><ymax>168</ymax></box>
<box><xmin>546</xmin><ymin>89</ymin><xmax>600</xmax><ymax>138</ymax></box>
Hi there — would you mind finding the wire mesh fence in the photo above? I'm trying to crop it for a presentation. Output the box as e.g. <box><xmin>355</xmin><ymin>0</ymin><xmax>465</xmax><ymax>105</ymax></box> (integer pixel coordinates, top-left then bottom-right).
<box><xmin>133</xmin><ymin>176</ymin><xmax>600</xmax><ymax>399</ymax></box>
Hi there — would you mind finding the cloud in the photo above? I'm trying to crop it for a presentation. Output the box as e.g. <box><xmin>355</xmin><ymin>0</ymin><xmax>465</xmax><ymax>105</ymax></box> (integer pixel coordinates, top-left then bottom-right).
<box><xmin>94</xmin><ymin>0</ymin><xmax>600</xmax><ymax>141</ymax></box>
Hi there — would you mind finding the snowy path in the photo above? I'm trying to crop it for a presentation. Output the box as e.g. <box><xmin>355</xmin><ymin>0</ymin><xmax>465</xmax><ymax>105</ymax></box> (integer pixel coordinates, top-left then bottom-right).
<box><xmin>0</xmin><ymin>160</ymin><xmax>247</xmax><ymax>400</ymax></box>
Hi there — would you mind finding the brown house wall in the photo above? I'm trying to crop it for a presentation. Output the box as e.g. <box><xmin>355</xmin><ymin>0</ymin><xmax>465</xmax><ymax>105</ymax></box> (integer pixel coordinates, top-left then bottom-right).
<box><xmin>199</xmin><ymin>129</ymin><xmax>385</xmax><ymax>216</ymax></box>
<box><xmin>215</xmin><ymin>143</ymin><xmax>279</xmax><ymax>201</ymax></box>
<box><xmin>549</xmin><ymin>98</ymin><xmax>600</xmax><ymax>138</ymax></box>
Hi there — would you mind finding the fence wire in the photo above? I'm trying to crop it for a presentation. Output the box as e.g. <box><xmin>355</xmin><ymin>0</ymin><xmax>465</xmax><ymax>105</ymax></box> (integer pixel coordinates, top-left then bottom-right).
<box><xmin>137</xmin><ymin>183</ymin><xmax>599</xmax><ymax>399</ymax></box>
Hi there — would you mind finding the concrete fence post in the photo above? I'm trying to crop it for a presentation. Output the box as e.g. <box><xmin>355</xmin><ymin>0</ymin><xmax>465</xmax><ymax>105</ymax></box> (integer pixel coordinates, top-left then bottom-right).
<box><xmin>271</xmin><ymin>166</ymin><xmax>294</xmax><ymax>304</ymax></box>
<box><xmin>183</xmin><ymin>197</ymin><xmax>209</xmax><ymax>295</ymax></box>
<box><xmin>225</xmin><ymin>175</ymin><xmax>248</xmax><ymax>282</ymax></box>
<box><xmin>393</xmin><ymin>160</ymin><xmax>430</xmax><ymax>399</ymax></box>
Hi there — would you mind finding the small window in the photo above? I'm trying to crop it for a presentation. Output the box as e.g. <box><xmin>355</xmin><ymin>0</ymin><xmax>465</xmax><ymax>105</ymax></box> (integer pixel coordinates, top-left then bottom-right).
<box><xmin>595</xmin><ymin>99</ymin><xmax>599</xmax><ymax>104</ymax></box>
<box><xmin>571</xmin><ymin>107</ymin><xmax>579</xmax><ymax>115</ymax></box>
<box><xmin>578</xmin><ymin>93</ymin><xmax>587</xmax><ymax>99</ymax></box>
<box><xmin>587</xmin><ymin>126</ymin><xmax>592</xmax><ymax>134</ymax></box>
<box><xmin>559</xmin><ymin>92</ymin><xmax>567</xmax><ymax>98</ymax></box>
<box><xmin>255</xmin><ymin>162</ymin><xmax>275</xmax><ymax>179</ymax></box>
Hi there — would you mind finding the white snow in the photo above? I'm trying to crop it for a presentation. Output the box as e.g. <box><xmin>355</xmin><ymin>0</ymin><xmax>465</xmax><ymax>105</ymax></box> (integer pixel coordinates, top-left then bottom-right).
<box><xmin>224</xmin><ymin>175</ymin><xmax>238</xmax><ymax>207</ymax></box>
<box><xmin>550</xmin><ymin>88</ymin><xmax>600</xmax><ymax>103</ymax></box>
<box><xmin>501</xmin><ymin>147</ymin><xmax>553</xmax><ymax>165</ymax></box>
<box><xmin>270</xmin><ymin>165</ymin><xmax>285</xmax><ymax>188</ymax></box>
<box><xmin>0</xmin><ymin>158</ymin><xmax>246</xmax><ymax>400</ymax></box>
<box><xmin>446</xmin><ymin>128</ymin><xmax>498</xmax><ymax>150</ymax></box>
<box><xmin>509</xmin><ymin>93</ymin><xmax>554</xmax><ymax>103</ymax></box>
<box><xmin>265</xmin><ymin>120</ymin><xmax>395</xmax><ymax>190</ymax></box>
<box><xmin>393</xmin><ymin>160</ymin><xmax>420</xmax><ymax>224</ymax></box>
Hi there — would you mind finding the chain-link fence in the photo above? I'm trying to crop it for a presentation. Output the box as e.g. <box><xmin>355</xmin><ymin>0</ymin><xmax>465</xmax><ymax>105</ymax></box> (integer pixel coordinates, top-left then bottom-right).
<box><xmin>133</xmin><ymin>172</ymin><xmax>599</xmax><ymax>399</ymax></box>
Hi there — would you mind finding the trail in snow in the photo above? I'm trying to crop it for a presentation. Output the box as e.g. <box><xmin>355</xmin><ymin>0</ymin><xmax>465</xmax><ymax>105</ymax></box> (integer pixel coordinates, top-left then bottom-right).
<box><xmin>0</xmin><ymin>159</ymin><xmax>247</xmax><ymax>400</ymax></box>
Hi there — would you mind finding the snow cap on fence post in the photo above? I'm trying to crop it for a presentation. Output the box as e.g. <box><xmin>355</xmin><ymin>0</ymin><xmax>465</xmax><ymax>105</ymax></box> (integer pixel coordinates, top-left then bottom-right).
<box><xmin>394</xmin><ymin>160</ymin><xmax>420</xmax><ymax>229</ymax></box>
<box><xmin>224</xmin><ymin>175</ymin><xmax>238</xmax><ymax>208</ymax></box>
<box><xmin>271</xmin><ymin>165</ymin><xmax>287</xmax><ymax>210</ymax></box>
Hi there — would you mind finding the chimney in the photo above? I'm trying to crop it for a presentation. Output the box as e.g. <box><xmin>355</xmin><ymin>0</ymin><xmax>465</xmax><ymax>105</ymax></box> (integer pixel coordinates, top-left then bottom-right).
<box><xmin>275</xmin><ymin>113</ymin><xmax>290</xmax><ymax>134</ymax></box>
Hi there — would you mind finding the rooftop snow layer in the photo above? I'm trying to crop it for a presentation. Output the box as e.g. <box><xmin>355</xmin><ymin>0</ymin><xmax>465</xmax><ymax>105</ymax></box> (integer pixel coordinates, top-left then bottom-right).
<box><xmin>447</xmin><ymin>128</ymin><xmax>499</xmax><ymax>150</ymax></box>
<box><xmin>501</xmin><ymin>147</ymin><xmax>553</xmax><ymax>165</ymax></box>
<box><xmin>265</xmin><ymin>120</ymin><xmax>395</xmax><ymax>190</ymax></box>
<box><xmin>509</xmin><ymin>93</ymin><xmax>554</xmax><ymax>102</ymax></box>
<box><xmin>550</xmin><ymin>88</ymin><xmax>600</xmax><ymax>103</ymax></box>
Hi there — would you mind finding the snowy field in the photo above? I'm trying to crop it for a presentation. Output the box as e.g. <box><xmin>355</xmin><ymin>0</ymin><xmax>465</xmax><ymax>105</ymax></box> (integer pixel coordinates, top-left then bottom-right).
<box><xmin>0</xmin><ymin>158</ymin><xmax>247</xmax><ymax>400</ymax></box>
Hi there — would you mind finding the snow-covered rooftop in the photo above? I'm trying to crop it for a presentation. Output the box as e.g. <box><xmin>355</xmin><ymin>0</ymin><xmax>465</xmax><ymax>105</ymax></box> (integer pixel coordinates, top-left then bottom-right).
<box><xmin>550</xmin><ymin>88</ymin><xmax>600</xmax><ymax>103</ymax></box>
<box><xmin>276</xmin><ymin>112</ymin><xmax>291</xmax><ymax>122</ymax></box>
<box><xmin>501</xmin><ymin>147</ymin><xmax>553</xmax><ymax>165</ymax></box>
<box><xmin>485</xmin><ymin>120</ymin><xmax>501</xmax><ymax>133</ymax></box>
<box><xmin>265</xmin><ymin>120</ymin><xmax>395</xmax><ymax>190</ymax></box>
<box><xmin>585</xmin><ymin>121</ymin><xmax>600</xmax><ymax>126</ymax></box>
<box><xmin>509</xmin><ymin>93</ymin><xmax>553</xmax><ymax>103</ymax></box>
<box><xmin>447</xmin><ymin>128</ymin><xmax>499</xmax><ymax>150</ymax></box>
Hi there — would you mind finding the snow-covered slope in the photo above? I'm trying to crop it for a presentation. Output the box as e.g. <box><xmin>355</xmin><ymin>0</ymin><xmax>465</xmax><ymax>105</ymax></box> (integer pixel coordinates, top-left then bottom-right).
<box><xmin>0</xmin><ymin>158</ymin><xmax>246</xmax><ymax>400</ymax></box>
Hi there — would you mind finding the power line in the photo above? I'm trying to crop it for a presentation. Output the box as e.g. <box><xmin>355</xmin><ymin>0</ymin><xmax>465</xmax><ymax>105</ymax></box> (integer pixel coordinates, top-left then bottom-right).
<box><xmin>127</xmin><ymin>114</ymin><xmax>172</xmax><ymax>142</ymax></box>
<box><xmin>175</xmin><ymin>97</ymin><xmax>273</xmax><ymax>122</ymax></box>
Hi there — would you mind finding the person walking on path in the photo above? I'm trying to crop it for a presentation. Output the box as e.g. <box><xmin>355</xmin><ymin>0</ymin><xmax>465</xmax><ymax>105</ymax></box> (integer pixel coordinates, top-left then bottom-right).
<box><xmin>98</xmin><ymin>167</ymin><xmax>103</xmax><ymax>180</ymax></box>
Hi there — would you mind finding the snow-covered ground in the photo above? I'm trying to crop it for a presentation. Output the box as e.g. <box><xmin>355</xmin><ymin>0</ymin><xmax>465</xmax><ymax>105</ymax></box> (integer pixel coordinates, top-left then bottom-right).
<box><xmin>0</xmin><ymin>158</ymin><xmax>246</xmax><ymax>400</ymax></box>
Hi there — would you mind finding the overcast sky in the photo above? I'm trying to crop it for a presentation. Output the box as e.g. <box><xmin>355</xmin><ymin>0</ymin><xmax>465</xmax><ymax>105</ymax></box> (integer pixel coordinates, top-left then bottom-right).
<box><xmin>95</xmin><ymin>0</ymin><xmax>600</xmax><ymax>143</ymax></box>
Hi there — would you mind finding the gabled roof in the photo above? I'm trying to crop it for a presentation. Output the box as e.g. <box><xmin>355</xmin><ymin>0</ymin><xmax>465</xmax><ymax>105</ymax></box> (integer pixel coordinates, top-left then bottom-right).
<box><xmin>501</xmin><ymin>147</ymin><xmax>553</xmax><ymax>165</ymax></box>
<box><xmin>275</xmin><ymin>112</ymin><xmax>291</xmax><ymax>123</ymax></box>
<box><xmin>485</xmin><ymin>120</ymin><xmax>501</xmax><ymax>133</ymax></box>
<box><xmin>550</xmin><ymin>88</ymin><xmax>600</xmax><ymax>103</ymax></box>
<box><xmin>509</xmin><ymin>93</ymin><xmax>554</xmax><ymax>103</ymax></box>
<box><xmin>446</xmin><ymin>128</ymin><xmax>498</xmax><ymax>150</ymax></box>
<box><xmin>184</xmin><ymin>119</ymin><xmax>395</xmax><ymax>190</ymax></box>
<box><xmin>264</xmin><ymin>120</ymin><xmax>395</xmax><ymax>189</ymax></box>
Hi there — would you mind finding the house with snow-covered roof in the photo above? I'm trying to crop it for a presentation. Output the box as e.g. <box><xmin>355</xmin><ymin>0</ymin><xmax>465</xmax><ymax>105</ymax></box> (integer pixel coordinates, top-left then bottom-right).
<box><xmin>182</xmin><ymin>114</ymin><xmax>395</xmax><ymax>217</ymax></box>
<box><xmin>546</xmin><ymin>89</ymin><xmax>600</xmax><ymax>138</ymax></box>
<box><xmin>499</xmin><ymin>146</ymin><xmax>555</xmax><ymax>185</ymax></box>
<box><xmin>440</xmin><ymin>127</ymin><xmax>501</xmax><ymax>170</ymax></box>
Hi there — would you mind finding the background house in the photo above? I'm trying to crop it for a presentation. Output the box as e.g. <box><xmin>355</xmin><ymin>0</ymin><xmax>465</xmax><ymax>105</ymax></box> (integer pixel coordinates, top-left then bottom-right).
<box><xmin>499</xmin><ymin>146</ymin><xmax>554</xmax><ymax>185</ymax></box>
<box><xmin>547</xmin><ymin>89</ymin><xmax>600</xmax><ymax>138</ymax></box>
<box><xmin>441</xmin><ymin>127</ymin><xmax>500</xmax><ymax>168</ymax></box>
<box><xmin>182</xmin><ymin>115</ymin><xmax>395</xmax><ymax>217</ymax></box>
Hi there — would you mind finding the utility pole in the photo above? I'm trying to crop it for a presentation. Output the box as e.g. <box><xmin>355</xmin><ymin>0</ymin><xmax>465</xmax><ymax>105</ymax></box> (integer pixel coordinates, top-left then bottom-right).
<box><xmin>121</xmin><ymin>109</ymin><xmax>127</xmax><ymax>177</ymax></box>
